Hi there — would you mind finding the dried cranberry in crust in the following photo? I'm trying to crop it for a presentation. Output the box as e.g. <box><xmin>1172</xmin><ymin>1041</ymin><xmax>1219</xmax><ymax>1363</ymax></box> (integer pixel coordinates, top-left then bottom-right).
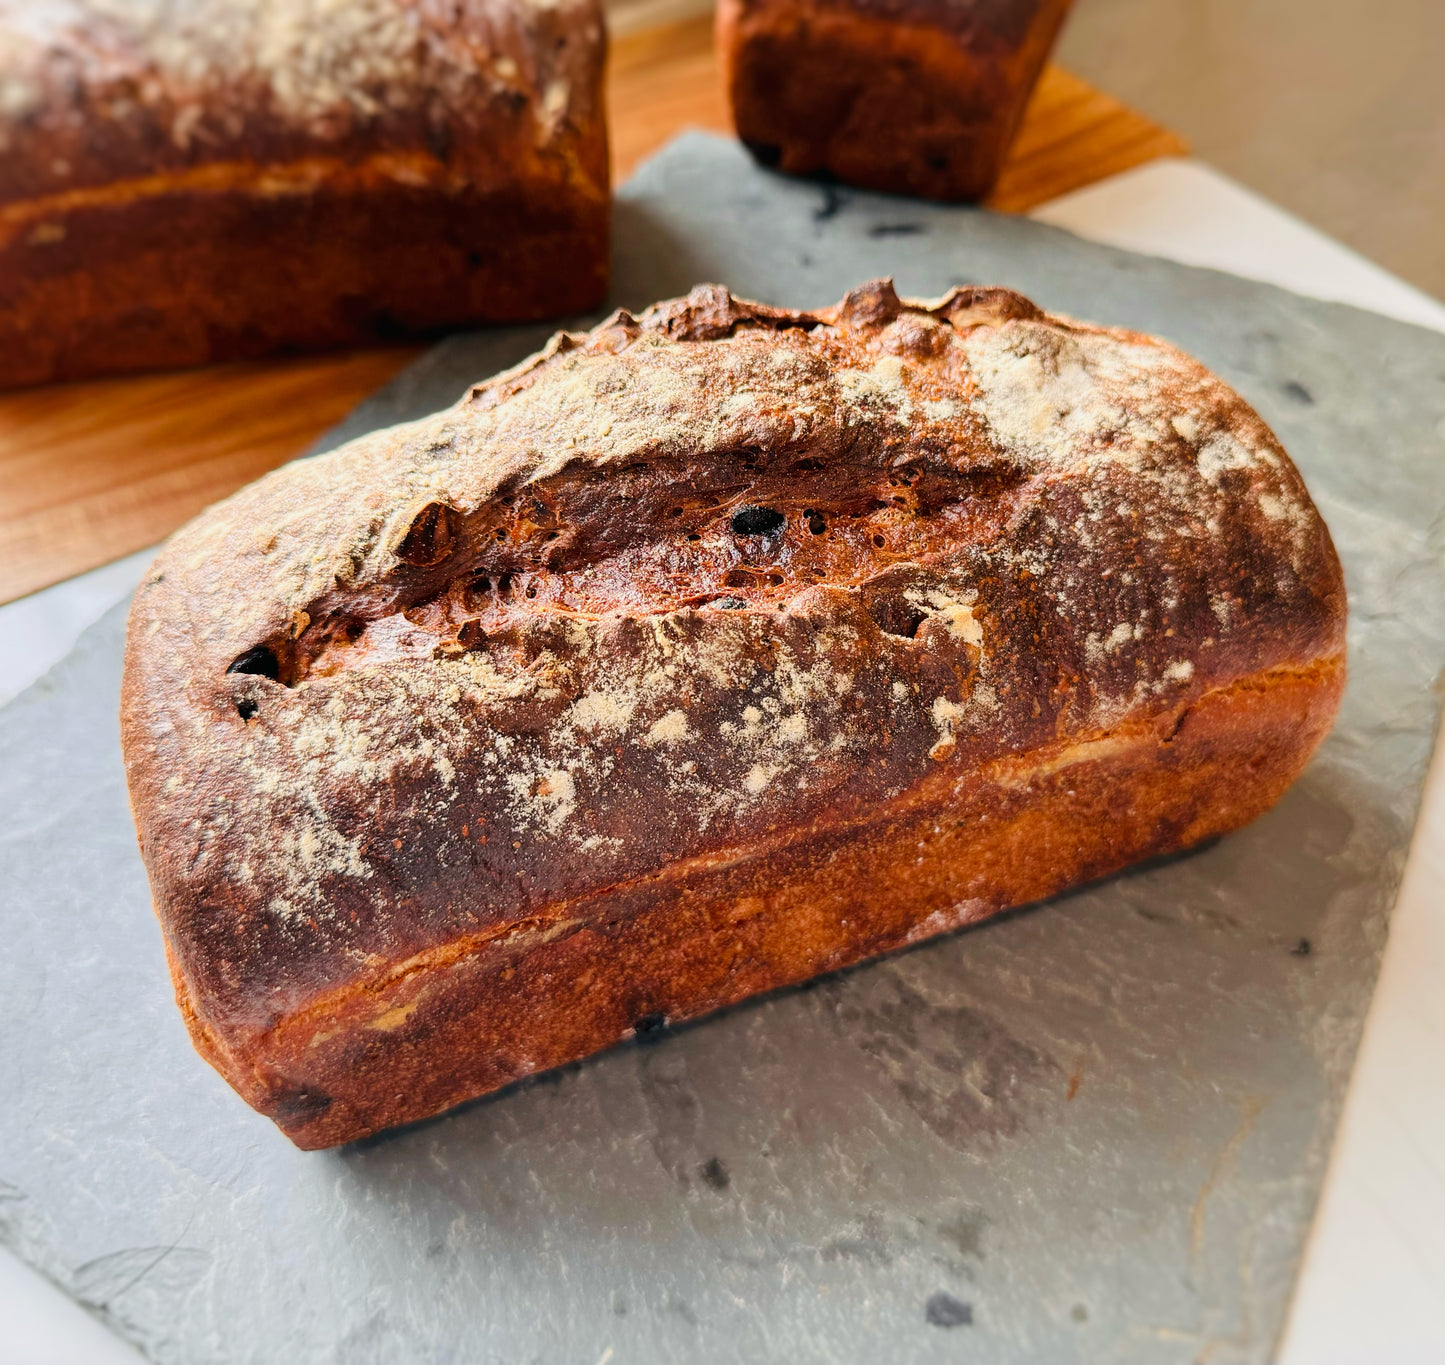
<box><xmin>730</xmin><ymin>505</ymin><xmax>786</xmax><ymax>536</ymax></box>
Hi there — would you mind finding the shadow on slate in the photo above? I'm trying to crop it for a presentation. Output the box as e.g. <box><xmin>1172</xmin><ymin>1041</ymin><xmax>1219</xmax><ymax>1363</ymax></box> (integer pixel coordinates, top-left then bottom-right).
<box><xmin>4</xmin><ymin>133</ymin><xmax>1445</xmax><ymax>1365</ymax></box>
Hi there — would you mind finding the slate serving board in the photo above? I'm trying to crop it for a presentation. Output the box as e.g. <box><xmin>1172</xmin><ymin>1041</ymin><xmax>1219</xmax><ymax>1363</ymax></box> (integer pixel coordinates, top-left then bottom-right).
<box><xmin>4</xmin><ymin>134</ymin><xmax>1445</xmax><ymax>1365</ymax></box>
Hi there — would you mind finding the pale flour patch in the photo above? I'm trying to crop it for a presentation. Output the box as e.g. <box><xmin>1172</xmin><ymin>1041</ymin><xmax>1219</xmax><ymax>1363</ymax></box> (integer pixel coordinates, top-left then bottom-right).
<box><xmin>907</xmin><ymin>584</ymin><xmax>985</xmax><ymax>646</ymax></box>
<box><xmin>929</xmin><ymin>695</ymin><xmax>968</xmax><ymax>761</ymax></box>
<box><xmin>507</xmin><ymin>765</ymin><xmax>577</xmax><ymax>834</ymax></box>
<box><xmin>743</xmin><ymin>764</ymin><xmax>775</xmax><ymax>795</ymax></box>
<box><xmin>643</xmin><ymin>709</ymin><xmax>692</xmax><ymax>746</ymax></box>
<box><xmin>1196</xmin><ymin>431</ymin><xmax>1263</xmax><ymax>485</ymax></box>
<box><xmin>835</xmin><ymin>354</ymin><xmax>915</xmax><ymax>426</ymax></box>
<box><xmin>568</xmin><ymin>686</ymin><xmax>639</xmax><ymax>737</ymax></box>
<box><xmin>1103</xmin><ymin>622</ymin><xmax>1139</xmax><ymax>654</ymax></box>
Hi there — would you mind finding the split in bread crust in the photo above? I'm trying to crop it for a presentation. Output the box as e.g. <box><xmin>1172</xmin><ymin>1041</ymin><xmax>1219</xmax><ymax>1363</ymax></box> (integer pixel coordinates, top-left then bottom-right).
<box><xmin>121</xmin><ymin>280</ymin><xmax>1347</xmax><ymax>1147</ymax></box>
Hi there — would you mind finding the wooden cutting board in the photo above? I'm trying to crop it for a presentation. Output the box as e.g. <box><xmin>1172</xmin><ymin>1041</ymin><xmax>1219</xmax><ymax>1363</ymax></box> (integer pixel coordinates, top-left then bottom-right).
<box><xmin>0</xmin><ymin>15</ymin><xmax>1186</xmax><ymax>605</ymax></box>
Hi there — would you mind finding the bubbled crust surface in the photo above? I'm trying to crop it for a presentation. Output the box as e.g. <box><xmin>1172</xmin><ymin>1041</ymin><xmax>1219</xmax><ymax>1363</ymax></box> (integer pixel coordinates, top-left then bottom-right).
<box><xmin>121</xmin><ymin>281</ymin><xmax>1346</xmax><ymax>1142</ymax></box>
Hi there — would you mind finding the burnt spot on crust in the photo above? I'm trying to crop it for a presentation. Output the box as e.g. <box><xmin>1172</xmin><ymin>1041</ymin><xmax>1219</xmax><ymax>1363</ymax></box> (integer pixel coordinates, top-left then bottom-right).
<box><xmin>455</xmin><ymin>619</ymin><xmax>487</xmax><ymax>649</ymax></box>
<box><xmin>226</xmin><ymin>646</ymin><xmax>279</xmax><ymax>680</ymax></box>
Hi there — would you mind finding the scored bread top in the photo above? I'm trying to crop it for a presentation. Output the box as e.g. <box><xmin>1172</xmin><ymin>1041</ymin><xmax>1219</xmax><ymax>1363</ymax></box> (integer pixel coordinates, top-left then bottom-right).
<box><xmin>121</xmin><ymin>280</ymin><xmax>1345</xmax><ymax>1036</ymax></box>
<box><xmin>0</xmin><ymin>0</ymin><xmax>605</xmax><ymax>208</ymax></box>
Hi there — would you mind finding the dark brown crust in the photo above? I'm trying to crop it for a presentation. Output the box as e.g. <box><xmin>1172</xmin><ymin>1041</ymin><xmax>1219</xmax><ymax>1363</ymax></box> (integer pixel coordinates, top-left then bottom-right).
<box><xmin>120</xmin><ymin>280</ymin><xmax>1347</xmax><ymax>1147</ymax></box>
<box><xmin>0</xmin><ymin>0</ymin><xmax>608</xmax><ymax>386</ymax></box>
<box><xmin>0</xmin><ymin>172</ymin><xmax>608</xmax><ymax>386</ymax></box>
<box><xmin>187</xmin><ymin>658</ymin><xmax>1342</xmax><ymax>1149</ymax></box>
<box><xmin>717</xmin><ymin>0</ymin><xmax>1072</xmax><ymax>201</ymax></box>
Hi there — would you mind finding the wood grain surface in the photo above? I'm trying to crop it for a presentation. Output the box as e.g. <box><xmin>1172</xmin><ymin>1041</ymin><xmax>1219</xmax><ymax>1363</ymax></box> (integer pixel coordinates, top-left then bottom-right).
<box><xmin>0</xmin><ymin>14</ymin><xmax>1186</xmax><ymax>605</ymax></box>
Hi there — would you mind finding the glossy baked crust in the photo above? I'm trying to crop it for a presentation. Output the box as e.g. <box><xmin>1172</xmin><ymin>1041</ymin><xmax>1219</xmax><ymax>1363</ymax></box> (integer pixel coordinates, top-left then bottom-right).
<box><xmin>718</xmin><ymin>0</ymin><xmax>1072</xmax><ymax>201</ymax></box>
<box><xmin>121</xmin><ymin>281</ymin><xmax>1346</xmax><ymax>1147</ymax></box>
<box><xmin>0</xmin><ymin>0</ymin><xmax>608</xmax><ymax>388</ymax></box>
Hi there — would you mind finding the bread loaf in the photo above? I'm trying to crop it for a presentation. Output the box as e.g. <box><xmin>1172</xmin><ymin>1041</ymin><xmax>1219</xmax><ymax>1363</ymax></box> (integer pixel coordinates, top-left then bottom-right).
<box><xmin>121</xmin><ymin>280</ymin><xmax>1346</xmax><ymax>1148</ymax></box>
<box><xmin>718</xmin><ymin>0</ymin><xmax>1072</xmax><ymax>201</ymax></box>
<box><xmin>0</xmin><ymin>0</ymin><xmax>608</xmax><ymax>389</ymax></box>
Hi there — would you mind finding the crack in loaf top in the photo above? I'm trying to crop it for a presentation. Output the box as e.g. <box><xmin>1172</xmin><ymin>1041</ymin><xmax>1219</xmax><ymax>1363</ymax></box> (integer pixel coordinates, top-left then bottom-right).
<box><xmin>0</xmin><ymin>0</ymin><xmax>604</xmax><ymax>203</ymax></box>
<box><xmin>121</xmin><ymin>280</ymin><xmax>1345</xmax><ymax>1027</ymax></box>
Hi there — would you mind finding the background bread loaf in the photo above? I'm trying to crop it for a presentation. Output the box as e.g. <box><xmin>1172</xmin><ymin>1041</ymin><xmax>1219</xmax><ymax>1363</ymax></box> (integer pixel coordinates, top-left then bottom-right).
<box><xmin>718</xmin><ymin>0</ymin><xmax>1073</xmax><ymax>201</ymax></box>
<box><xmin>0</xmin><ymin>0</ymin><xmax>609</xmax><ymax>388</ymax></box>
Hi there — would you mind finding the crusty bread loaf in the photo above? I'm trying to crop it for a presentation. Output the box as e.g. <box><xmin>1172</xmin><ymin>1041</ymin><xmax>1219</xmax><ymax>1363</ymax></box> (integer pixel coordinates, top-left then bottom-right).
<box><xmin>0</xmin><ymin>0</ymin><xmax>608</xmax><ymax>389</ymax></box>
<box><xmin>121</xmin><ymin>280</ymin><xmax>1346</xmax><ymax>1148</ymax></box>
<box><xmin>718</xmin><ymin>0</ymin><xmax>1072</xmax><ymax>201</ymax></box>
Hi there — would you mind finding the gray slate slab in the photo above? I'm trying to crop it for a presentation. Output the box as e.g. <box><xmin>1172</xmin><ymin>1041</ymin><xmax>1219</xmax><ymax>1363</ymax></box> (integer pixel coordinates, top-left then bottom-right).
<box><xmin>3</xmin><ymin>133</ymin><xmax>1445</xmax><ymax>1365</ymax></box>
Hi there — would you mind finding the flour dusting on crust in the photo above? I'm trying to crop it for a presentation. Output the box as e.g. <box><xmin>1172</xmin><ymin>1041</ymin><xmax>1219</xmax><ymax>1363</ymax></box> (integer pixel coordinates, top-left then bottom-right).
<box><xmin>121</xmin><ymin>279</ymin><xmax>1346</xmax><ymax>1023</ymax></box>
<box><xmin>0</xmin><ymin>0</ymin><xmax>603</xmax><ymax>169</ymax></box>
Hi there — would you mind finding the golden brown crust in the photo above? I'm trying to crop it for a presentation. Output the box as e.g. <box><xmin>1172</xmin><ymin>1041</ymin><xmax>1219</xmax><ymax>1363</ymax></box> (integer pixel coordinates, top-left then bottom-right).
<box><xmin>717</xmin><ymin>0</ymin><xmax>1072</xmax><ymax>201</ymax></box>
<box><xmin>0</xmin><ymin>0</ymin><xmax>608</xmax><ymax>385</ymax></box>
<box><xmin>120</xmin><ymin>280</ymin><xmax>1347</xmax><ymax>1146</ymax></box>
